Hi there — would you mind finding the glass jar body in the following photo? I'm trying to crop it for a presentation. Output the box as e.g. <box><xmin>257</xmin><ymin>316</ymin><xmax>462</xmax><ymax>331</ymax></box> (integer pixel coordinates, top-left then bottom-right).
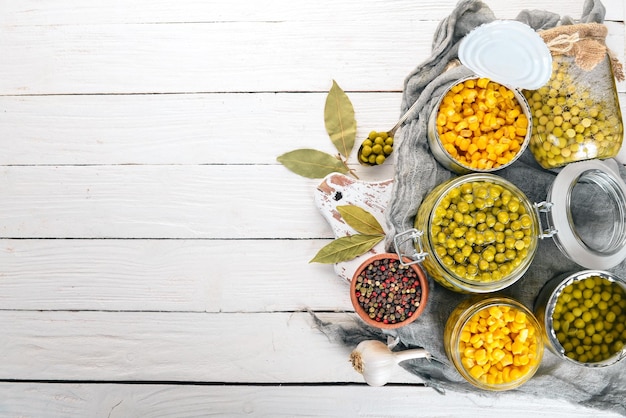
<box><xmin>427</xmin><ymin>77</ymin><xmax>532</xmax><ymax>174</ymax></box>
<box><xmin>444</xmin><ymin>296</ymin><xmax>544</xmax><ymax>390</ymax></box>
<box><xmin>524</xmin><ymin>55</ymin><xmax>623</xmax><ymax>169</ymax></box>
<box><xmin>414</xmin><ymin>174</ymin><xmax>540</xmax><ymax>293</ymax></box>
<box><xmin>534</xmin><ymin>270</ymin><xmax>626</xmax><ymax>367</ymax></box>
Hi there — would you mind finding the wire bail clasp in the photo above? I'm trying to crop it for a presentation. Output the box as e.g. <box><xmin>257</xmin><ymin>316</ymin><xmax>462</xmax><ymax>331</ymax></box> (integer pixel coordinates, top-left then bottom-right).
<box><xmin>534</xmin><ymin>201</ymin><xmax>557</xmax><ymax>239</ymax></box>
<box><xmin>393</xmin><ymin>228</ymin><xmax>428</xmax><ymax>266</ymax></box>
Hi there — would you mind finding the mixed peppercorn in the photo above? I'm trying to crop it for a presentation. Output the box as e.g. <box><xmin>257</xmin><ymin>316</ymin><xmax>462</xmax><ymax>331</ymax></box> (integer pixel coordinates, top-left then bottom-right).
<box><xmin>353</xmin><ymin>257</ymin><xmax>422</xmax><ymax>325</ymax></box>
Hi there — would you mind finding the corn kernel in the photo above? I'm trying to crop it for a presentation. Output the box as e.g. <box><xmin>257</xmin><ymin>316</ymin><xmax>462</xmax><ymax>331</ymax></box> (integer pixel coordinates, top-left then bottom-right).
<box><xmin>516</xmin><ymin>328</ymin><xmax>529</xmax><ymax>343</ymax></box>
<box><xmin>500</xmin><ymin>353</ymin><xmax>513</xmax><ymax>367</ymax></box>
<box><xmin>492</xmin><ymin>348</ymin><xmax>506</xmax><ymax>363</ymax></box>
<box><xmin>470</xmin><ymin>365</ymin><xmax>485</xmax><ymax>379</ymax></box>
<box><xmin>511</xmin><ymin>341</ymin><xmax>524</xmax><ymax>355</ymax></box>
<box><xmin>476</xmin><ymin>78</ymin><xmax>490</xmax><ymax>89</ymax></box>
<box><xmin>462</xmin><ymin>357</ymin><xmax>475</xmax><ymax>370</ymax></box>
<box><xmin>514</xmin><ymin>311</ymin><xmax>527</xmax><ymax>324</ymax></box>
<box><xmin>509</xmin><ymin>367</ymin><xmax>523</xmax><ymax>380</ymax></box>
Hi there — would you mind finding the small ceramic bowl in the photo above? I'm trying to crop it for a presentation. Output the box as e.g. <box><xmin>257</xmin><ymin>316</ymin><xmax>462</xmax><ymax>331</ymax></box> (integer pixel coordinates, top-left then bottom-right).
<box><xmin>350</xmin><ymin>253</ymin><xmax>428</xmax><ymax>329</ymax></box>
<box><xmin>534</xmin><ymin>270</ymin><xmax>626</xmax><ymax>367</ymax></box>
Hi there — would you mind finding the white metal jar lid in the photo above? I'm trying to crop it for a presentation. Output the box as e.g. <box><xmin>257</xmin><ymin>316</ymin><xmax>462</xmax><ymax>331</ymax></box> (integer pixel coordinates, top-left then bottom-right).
<box><xmin>547</xmin><ymin>159</ymin><xmax>626</xmax><ymax>269</ymax></box>
<box><xmin>458</xmin><ymin>20</ymin><xmax>552</xmax><ymax>90</ymax></box>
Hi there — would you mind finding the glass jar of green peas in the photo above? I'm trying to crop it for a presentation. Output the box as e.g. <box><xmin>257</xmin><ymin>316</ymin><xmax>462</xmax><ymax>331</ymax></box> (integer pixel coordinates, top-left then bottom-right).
<box><xmin>394</xmin><ymin>173</ymin><xmax>542</xmax><ymax>293</ymax></box>
<box><xmin>534</xmin><ymin>270</ymin><xmax>626</xmax><ymax>367</ymax></box>
<box><xmin>523</xmin><ymin>54</ymin><xmax>623</xmax><ymax>169</ymax></box>
<box><xmin>393</xmin><ymin>161</ymin><xmax>626</xmax><ymax>293</ymax></box>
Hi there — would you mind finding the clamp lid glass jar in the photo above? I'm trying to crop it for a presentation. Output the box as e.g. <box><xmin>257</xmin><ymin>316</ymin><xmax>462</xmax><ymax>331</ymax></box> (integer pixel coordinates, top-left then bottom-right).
<box><xmin>395</xmin><ymin>173</ymin><xmax>542</xmax><ymax>293</ymax></box>
<box><xmin>523</xmin><ymin>24</ymin><xmax>624</xmax><ymax>169</ymax></box>
<box><xmin>394</xmin><ymin>160</ymin><xmax>626</xmax><ymax>293</ymax></box>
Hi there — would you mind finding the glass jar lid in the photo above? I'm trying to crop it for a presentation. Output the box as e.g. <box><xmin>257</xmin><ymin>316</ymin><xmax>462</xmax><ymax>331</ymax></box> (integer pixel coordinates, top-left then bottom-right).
<box><xmin>458</xmin><ymin>20</ymin><xmax>552</xmax><ymax>90</ymax></box>
<box><xmin>546</xmin><ymin>159</ymin><xmax>626</xmax><ymax>269</ymax></box>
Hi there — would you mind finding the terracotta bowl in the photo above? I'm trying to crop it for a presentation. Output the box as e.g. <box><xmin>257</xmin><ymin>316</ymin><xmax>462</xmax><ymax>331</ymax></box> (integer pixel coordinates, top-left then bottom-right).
<box><xmin>350</xmin><ymin>253</ymin><xmax>429</xmax><ymax>329</ymax></box>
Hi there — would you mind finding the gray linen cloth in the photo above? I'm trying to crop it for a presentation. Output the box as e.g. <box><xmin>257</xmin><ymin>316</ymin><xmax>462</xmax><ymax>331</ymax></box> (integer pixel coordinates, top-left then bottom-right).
<box><xmin>313</xmin><ymin>0</ymin><xmax>626</xmax><ymax>415</ymax></box>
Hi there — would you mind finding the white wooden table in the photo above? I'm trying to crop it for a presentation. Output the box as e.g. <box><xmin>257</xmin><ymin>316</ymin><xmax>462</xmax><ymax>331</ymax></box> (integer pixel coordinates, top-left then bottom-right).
<box><xmin>1</xmin><ymin>1</ymin><xmax>624</xmax><ymax>416</ymax></box>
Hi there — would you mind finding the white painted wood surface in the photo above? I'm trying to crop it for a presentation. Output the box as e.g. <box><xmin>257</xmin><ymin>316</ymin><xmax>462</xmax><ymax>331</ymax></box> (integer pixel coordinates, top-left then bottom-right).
<box><xmin>0</xmin><ymin>0</ymin><xmax>624</xmax><ymax>416</ymax></box>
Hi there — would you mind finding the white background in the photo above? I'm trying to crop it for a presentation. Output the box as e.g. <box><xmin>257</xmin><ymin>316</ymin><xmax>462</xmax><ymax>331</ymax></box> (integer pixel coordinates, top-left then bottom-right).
<box><xmin>0</xmin><ymin>1</ymin><xmax>624</xmax><ymax>416</ymax></box>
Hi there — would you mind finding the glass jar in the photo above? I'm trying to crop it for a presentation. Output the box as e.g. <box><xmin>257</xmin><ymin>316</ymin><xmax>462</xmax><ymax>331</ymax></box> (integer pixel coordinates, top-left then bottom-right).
<box><xmin>427</xmin><ymin>77</ymin><xmax>532</xmax><ymax>174</ymax></box>
<box><xmin>444</xmin><ymin>296</ymin><xmax>544</xmax><ymax>391</ymax></box>
<box><xmin>534</xmin><ymin>270</ymin><xmax>626</xmax><ymax>367</ymax></box>
<box><xmin>394</xmin><ymin>160</ymin><xmax>626</xmax><ymax>293</ymax></box>
<box><xmin>396</xmin><ymin>173</ymin><xmax>541</xmax><ymax>293</ymax></box>
<box><xmin>524</xmin><ymin>54</ymin><xmax>623</xmax><ymax>169</ymax></box>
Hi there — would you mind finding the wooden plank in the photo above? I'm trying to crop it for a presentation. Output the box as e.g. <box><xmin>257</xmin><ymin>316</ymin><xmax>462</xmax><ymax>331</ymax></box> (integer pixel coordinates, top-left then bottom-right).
<box><xmin>0</xmin><ymin>239</ymin><xmax>350</xmax><ymax>312</ymax></box>
<box><xmin>0</xmin><ymin>20</ymin><xmax>622</xmax><ymax>94</ymax></box>
<box><xmin>0</xmin><ymin>20</ymin><xmax>437</xmax><ymax>95</ymax></box>
<box><xmin>0</xmin><ymin>383</ymin><xmax>620</xmax><ymax>418</ymax></box>
<box><xmin>0</xmin><ymin>165</ymin><xmax>394</xmax><ymax>239</ymax></box>
<box><xmin>0</xmin><ymin>92</ymin><xmax>402</xmax><ymax>165</ymax></box>
<box><xmin>2</xmin><ymin>91</ymin><xmax>625</xmax><ymax>166</ymax></box>
<box><xmin>0</xmin><ymin>311</ymin><xmax>420</xmax><ymax>384</ymax></box>
<box><xmin>1</xmin><ymin>0</ymin><xmax>622</xmax><ymax>25</ymax></box>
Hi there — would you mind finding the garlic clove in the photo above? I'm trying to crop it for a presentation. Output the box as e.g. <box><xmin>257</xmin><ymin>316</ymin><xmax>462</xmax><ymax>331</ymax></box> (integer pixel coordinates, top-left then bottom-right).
<box><xmin>349</xmin><ymin>339</ymin><xmax>430</xmax><ymax>387</ymax></box>
<box><xmin>349</xmin><ymin>340</ymin><xmax>396</xmax><ymax>386</ymax></box>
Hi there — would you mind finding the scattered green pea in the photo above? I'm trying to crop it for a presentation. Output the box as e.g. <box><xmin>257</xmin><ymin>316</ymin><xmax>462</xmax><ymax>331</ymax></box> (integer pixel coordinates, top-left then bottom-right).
<box><xmin>358</xmin><ymin>131</ymin><xmax>394</xmax><ymax>165</ymax></box>
<box><xmin>552</xmin><ymin>276</ymin><xmax>626</xmax><ymax>363</ymax></box>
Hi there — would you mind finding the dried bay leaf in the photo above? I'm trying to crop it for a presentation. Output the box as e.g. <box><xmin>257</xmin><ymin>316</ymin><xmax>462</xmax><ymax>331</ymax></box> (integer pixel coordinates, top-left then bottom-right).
<box><xmin>277</xmin><ymin>148</ymin><xmax>349</xmax><ymax>178</ymax></box>
<box><xmin>310</xmin><ymin>234</ymin><xmax>384</xmax><ymax>264</ymax></box>
<box><xmin>337</xmin><ymin>205</ymin><xmax>384</xmax><ymax>235</ymax></box>
<box><xmin>324</xmin><ymin>80</ymin><xmax>356</xmax><ymax>158</ymax></box>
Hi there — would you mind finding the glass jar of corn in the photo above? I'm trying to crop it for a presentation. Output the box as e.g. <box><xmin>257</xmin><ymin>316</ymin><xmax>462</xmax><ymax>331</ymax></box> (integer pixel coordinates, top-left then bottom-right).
<box><xmin>427</xmin><ymin>77</ymin><xmax>532</xmax><ymax>174</ymax></box>
<box><xmin>444</xmin><ymin>296</ymin><xmax>544</xmax><ymax>390</ymax></box>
